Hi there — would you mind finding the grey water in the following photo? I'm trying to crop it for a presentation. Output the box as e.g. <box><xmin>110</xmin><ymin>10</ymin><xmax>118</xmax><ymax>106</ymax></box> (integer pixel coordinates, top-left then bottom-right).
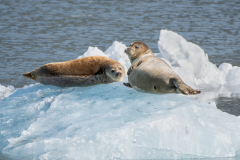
<box><xmin>0</xmin><ymin>0</ymin><xmax>240</xmax><ymax>159</ymax></box>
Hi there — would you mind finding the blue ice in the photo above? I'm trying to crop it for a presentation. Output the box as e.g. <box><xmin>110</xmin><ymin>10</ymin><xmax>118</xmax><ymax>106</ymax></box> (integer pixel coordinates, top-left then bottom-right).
<box><xmin>1</xmin><ymin>30</ymin><xmax>240</xmax><ymax>159</ymax></box>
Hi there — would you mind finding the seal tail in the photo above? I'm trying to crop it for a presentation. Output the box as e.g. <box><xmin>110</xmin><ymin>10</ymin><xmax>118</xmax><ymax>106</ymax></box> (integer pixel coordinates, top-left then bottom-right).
<box><xmin>23</xmin><ymin>71</ymin><xmax>36</xmax><ymax>81</ymax></box>
<box><xmin>172</xmin><ymin>79</ymin><xmax>201</xmax><ymax>95</ymax></box>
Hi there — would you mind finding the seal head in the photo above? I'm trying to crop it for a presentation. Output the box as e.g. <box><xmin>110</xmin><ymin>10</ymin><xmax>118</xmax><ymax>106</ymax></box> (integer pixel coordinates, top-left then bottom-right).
<box><xmin>125</xmin><ymin>41</ymin><xmax>154</xmax><ymax>63</ymax></box>
<box><xmin>105</xmin><ymin>62</ymin><xmax>124</xmax><ymax>82</ymax></box>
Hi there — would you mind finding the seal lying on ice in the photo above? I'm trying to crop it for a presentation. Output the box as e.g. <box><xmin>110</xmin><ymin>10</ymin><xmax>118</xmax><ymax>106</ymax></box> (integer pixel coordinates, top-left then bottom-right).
<box><xmin>124</xmin><ymin>41</ymin><xmax>200</xmax><ymax>95</ymax></box>
<box><xmin>23</xmin><ymin>56</ymin><xmax>125</xmax><ymax>87</ymax></box>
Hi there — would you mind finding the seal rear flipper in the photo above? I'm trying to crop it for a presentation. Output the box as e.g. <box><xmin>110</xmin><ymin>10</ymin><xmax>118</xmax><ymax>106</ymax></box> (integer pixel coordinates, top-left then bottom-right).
<box><xmin>23</xmin><ymin>72</ymin><xmax>37</xmax><ymax>81</ymax></box>
<box><xmin>171</xmin><ymin>79</ymin><xmax>201</xmax><ymax>95</ymax></box>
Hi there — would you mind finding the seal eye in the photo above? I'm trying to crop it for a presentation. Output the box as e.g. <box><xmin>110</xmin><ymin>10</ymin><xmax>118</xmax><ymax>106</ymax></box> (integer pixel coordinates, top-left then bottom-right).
<box><xmin>111</xmin><ymin>70</ymin><xmax>115</xmax><ymax>73</ymax></box>
<box><xmin>135</xmin><ymin>45</ymin><xmax>138</xmax><ymax>49</ymax></box>
<box><xmin>119</xmin><ymin>67</ymin><xmax>121</xmax><ymax>70</ymax></box>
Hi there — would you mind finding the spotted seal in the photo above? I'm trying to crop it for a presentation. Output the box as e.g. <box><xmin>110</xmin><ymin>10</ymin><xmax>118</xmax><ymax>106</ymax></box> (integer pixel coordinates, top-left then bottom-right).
<box><xmin>124</xmin><ymin>41</ymin><xmax>201</xmax><ymax>95</ymax></box>
<box><xmin>23</xmin><ymin>56</ymin><xmax>125</xmax><ymax>87</ymax></box>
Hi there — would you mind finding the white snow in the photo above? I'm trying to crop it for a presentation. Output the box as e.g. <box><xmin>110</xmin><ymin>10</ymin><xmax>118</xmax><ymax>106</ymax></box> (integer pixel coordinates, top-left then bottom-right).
<box><xmin>0</xmin><ymin>84</ymin><xmax>15</xmax><ymax>100</ymax></box>
<box><xmin>158</xmin><ymin>30</ymin><xmax>225</xmax><ymax>88</ymax></box>
<box><xmin>77</xmin><ymin>46</ymin><xmax>107</xmax><ymax>58</ymax></box>
<box><xmin>157</xmin><ymin>30</ymin><xmax>240</xmax><ymax>102</ymax></box>
<box><xmin>78</xmin><ymin>41</ymin><xmax>130</xmax><ymax>74</ymax></box>
<box><xmin>1</xmin><ymin>30</ymin><xmax>240</xmax><ymax>159</ymax></box>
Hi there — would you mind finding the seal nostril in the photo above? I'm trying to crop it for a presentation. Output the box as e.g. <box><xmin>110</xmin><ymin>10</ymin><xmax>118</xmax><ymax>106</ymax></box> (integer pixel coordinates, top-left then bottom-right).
<box><xmin>116</xmin><ymin>73</ymin><xmax>119</xmax><ymax>77</ymax></box>
<box><xmin>154</xmin><ymin>85</ymin><xmax>157</xmax><ymax>90</ymax></box>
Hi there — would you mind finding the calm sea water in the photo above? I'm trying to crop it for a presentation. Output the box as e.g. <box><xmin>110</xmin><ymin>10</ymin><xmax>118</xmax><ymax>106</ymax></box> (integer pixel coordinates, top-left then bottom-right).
<box><xmin>0</xmin><ymin>0</ymin><xmax>240</xmax><ymax>159</ymax></box>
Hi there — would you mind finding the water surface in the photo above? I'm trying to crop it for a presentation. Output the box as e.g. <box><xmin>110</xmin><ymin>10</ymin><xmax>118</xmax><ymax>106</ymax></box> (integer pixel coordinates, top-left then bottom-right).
<box><xmin>0</xmin><ymin>0</ymin><xmax>240</xmax><ymax>159</ymax></box>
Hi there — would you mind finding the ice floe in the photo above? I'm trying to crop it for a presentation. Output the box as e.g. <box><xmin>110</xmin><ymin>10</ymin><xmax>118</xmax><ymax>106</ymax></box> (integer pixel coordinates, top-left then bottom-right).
<box><xmin>1</xmin><ymin>30</ymin><xmax>240</xmax><ymax>159</ymax></box>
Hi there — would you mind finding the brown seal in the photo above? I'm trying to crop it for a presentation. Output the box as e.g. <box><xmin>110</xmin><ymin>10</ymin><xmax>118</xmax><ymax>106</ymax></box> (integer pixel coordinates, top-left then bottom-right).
<box><xmin>124</xmin><ymin>41</ymin><xmax>201</xmax><ymax>95</ymax></box>
<box><xmin>23</xmin><ymin>56</ymin><xmax>125</xmax><ymax>87</ymax></box>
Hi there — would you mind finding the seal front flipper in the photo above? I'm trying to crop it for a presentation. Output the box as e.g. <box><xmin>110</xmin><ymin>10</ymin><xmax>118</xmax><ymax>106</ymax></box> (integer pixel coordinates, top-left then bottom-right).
<box><xmin>127</xmin><ymin>60</ymin><xmax>142</xmax><ymax>75</ymax></box>
<box><xmin>123</xmin><ymin>82</ymin><xmax>132</xmax><ymax>88</ymax></box>
<box><xmin>171</xmin><ymin>78</ymin><xmax>201</xmax><ymax>95</ymax></box>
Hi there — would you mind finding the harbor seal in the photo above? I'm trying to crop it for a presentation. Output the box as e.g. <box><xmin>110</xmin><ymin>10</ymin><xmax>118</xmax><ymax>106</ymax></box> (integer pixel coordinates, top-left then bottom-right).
<box><xmin>23</xmin><ymin>56</ymin><xmax>125</xmax><ymax>87</ymax></box>
<box><xmin>124</xmin><ymin>41</ymin><xmax>201</xmax><ymax>95</ymax></box>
